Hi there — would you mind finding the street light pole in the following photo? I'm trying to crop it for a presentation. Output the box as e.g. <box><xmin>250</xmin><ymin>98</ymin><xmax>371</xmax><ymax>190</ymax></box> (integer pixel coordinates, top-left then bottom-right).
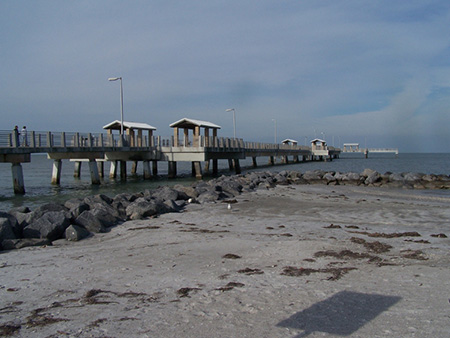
<box><xmin>272</xmin><ymin>119</ymin><xmax>277</xmax><ymax>144</ymax></box>
<box><xmin>108</xmin><ymin>77</ymin><xmax>124</xmax><ymax>136</ymax></box>
<box><xmin>225</xmin><ymin>108</ymin><xmax>236</xmax><ymax>138</ymax></box>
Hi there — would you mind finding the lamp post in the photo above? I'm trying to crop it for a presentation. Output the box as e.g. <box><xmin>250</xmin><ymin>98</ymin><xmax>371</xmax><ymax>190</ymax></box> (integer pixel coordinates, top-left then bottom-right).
<box><xmin>108</xmin><ymin>77</ymin><xmax>124</xmax><ymax>136</ymax></box>
<box><xmin>272</xmin><ymin>119</ymin><xmax>277</xmax><ymax>144</ymax></box>
<box><xmin>225</xmin><ymin>108</ymin><xmax>236</xmax><ymax>138</ymax></box>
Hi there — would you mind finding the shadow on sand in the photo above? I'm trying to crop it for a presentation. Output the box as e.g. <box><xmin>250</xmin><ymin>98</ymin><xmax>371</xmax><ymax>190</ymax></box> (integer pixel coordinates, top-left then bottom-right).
<box><xmin>277</xmin><ymin>290</ymin><xmax>401</xmax><ymax>337</ymax></box>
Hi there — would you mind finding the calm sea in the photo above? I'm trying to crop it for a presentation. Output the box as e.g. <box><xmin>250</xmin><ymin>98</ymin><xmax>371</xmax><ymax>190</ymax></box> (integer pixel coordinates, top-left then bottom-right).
<box><xmin>0</xmin><ymin>152</ymin><xmax>448</xmax><ymax>211</ymax></box>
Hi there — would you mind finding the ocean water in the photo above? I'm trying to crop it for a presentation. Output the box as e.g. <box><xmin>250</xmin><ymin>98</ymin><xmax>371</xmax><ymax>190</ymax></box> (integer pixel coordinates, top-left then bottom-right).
<box><xmin>0</xmin><ymin>152</ymin><xmax>448</xmax><ymax>211</ymax></box>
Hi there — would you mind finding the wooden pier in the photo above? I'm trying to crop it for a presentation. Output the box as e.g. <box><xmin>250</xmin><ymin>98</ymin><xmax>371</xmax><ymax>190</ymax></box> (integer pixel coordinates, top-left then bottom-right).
<box><xmin>0</xmin><ymin>122</ymin><xmax>341</xmax><ymax>194</ymax></box>
<box><xmin>342</xmin><ymin>143</ymin><xmax>398</xmax><ymax>158</ymax></box>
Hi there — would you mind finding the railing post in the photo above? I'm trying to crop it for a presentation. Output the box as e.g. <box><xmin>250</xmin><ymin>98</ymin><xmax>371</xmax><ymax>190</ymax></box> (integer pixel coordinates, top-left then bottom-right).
<box><xmin>47</xmin><ymin>132</ymin><xmax>52</xmax><ymax>147</ymax></box>
<box><xmin>88</xmin><ymin>133</ymin><xmax>93</xmax><ymax>147</ymax></box>
<box><xmin>75</xmin><ymin>133</ymin><xmax>80</xmax><ymax>147</ymax></box>
<box><xmin>61</xmin><ymin>132</ymin><xmax>66</xmax><ymax>147</ymax></box>
<box><xmin>99</xmin><ymin>133</ymin><xmax>103</xmax><ymax>147</ymax></box>
<box><xmin>30</xmin><ymin>131</ymin><xmax>35</xmax><ymax>148</ymax></box>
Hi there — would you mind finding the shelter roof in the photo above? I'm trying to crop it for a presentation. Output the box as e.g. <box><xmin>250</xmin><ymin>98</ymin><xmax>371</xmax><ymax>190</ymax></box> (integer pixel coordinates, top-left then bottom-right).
<box><xmin>281</xmin><ymin>139</ymin><xmax>298</xmax><ymax>144</ymax></box>
<box><xmin>103</xmin><ymin>120</ymin><xmax>157</xmax><ymax>131</ymax></box>
<box><xmin>169</xmin><ymin>118</ymin><xmax>221</xmax><ymax>129</ymax></box>
<box><xmin>310</xmin><ymin>138</ymin><xmax>326</xmax><ymax>144</ymax></box>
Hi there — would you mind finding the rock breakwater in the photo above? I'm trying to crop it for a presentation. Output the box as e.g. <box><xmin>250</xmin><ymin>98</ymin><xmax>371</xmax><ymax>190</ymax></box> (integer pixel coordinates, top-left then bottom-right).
<box><xmin>1</xmin><ymin>169</ymin><xmax>448</xmax><ymax>251</ymax></box>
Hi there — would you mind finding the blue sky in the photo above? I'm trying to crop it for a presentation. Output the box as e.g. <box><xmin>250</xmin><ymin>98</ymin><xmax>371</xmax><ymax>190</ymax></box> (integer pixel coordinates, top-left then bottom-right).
<box><xmin>1</xmin><ymin>0</ymin><xmax>449</xmax><ymax>152</ymax></box>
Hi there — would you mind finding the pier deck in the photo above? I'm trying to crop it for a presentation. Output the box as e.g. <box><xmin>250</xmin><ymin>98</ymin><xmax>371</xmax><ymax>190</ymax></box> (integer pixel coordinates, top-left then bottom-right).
<box><xmin>1</xmin><ymin>129</ymin><xmax>340</xmax><ymax>194</ymax></box>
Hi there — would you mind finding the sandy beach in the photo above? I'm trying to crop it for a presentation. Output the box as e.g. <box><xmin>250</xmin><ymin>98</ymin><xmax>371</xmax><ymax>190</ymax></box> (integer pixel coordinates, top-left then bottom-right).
<box><xmin>1</xmin><ymin>184</ymin><xmax>449</xmax><ymax>337</ymax></box>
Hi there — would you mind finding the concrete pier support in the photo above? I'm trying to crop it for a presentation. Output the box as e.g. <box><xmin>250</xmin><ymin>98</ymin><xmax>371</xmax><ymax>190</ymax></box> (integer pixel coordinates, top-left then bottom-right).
<box><xmin>51</xmin><ymin>160</ymin><xmax>62</xmax><ymax>185</ymax></box>
<box><xmin>212</xmin><ymin>159</ymin><xmax>218</xmax><ymax>176</ymax></box>
<box><xmin>228</xmin><ymin>159</ymin><xmax>234</xmax><ymax>171</ymax></box>
<box><xmin>120</xmin><ymin>161</ymin><xmax>127</xmax><ymax>180</ymax></box>
<box><xmin>269</xmin><ymin>156</ymin><xmax>275</xmax><ymax>165</ymax></box>
<box><xmin>12</xmin><ymin>163</ymin><xmax>25</xmax><ymax>194</ymax></box>
<box><xmin>152</xmin><ymin>161</ymin><xmax>158</xmax><ymax>176</ymax></box>
<box><xmin>98</xmin><ymin>161</ymin><xmax>104</xmax><ymax>178</ymax></box>
<box><xmin>168</xmin><ymin>161</ymin><xmax>177</xmax><ymax>178</ymax></box>
<box><xmin>89</xmin><ymin>160</ymin><xmax>100</xmax><ymax>185</ymax></box>
<box><xmin>74</xmin><ymin>161</ymin><xmax>82</xmax><ymax>178</ymax></box>
<box><xmin>143</xmin><ymin>161</ymin><xmax>152</xmax><ymax>179</ymax></box>
<box><xmin>204</xmin><ymin>160</ymin><xmax>210</xmax><ymax>174</ymax></box>
<box><xmin>192</xmin><ymin>161</ymin><xmax>202</xmax><ymax>179</ymax></box>
<box><xmin>234</xmin><ymin>159</ymin><xmax>241</xmax><ymax>174</ymax></box>
<box><xmin>131</xmin><ymin>161</ymin><xmax>138</xmax><ymax>175</ymax></box>
<box><xmin>252</xmin><ymin>157</ymin><xmax>257</xmax><ymax>167</ymax></box>
<box><xmin>109</xmin><ymin>161</ymin><xmax>118</xmax><ymax>179</ymax></box>
<box><xmin>294</xmin><ymin>155</ymin><xmax>299</xmax><ymax>163</ymax></box>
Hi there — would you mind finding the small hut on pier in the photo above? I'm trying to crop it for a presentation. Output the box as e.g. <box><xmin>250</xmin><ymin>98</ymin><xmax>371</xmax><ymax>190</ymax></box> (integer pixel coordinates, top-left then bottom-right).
<box><xmin>103</xmin><ymin>120</ymin><xmax>157</xmax><ymax>147</ymax></box>
<box><xmin>169</xmin><ymin>118</ymin><xmax>221</xmax><ymax>147</ymax></box>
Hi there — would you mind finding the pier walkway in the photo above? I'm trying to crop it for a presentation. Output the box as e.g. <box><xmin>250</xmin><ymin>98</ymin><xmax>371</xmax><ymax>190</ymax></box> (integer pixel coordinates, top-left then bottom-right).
<box><xmin>342</xmin><ymin>143</ymin><xmax>398</xmax><ymax>158</ymax></box>
<box><xmin>0</xmin><ymin>129</ymin><xmax>340</xmax><ymax>194</ymax></box>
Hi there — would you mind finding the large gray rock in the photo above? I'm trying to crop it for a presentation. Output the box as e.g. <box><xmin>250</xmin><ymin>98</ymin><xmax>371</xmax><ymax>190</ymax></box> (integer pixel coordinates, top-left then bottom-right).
<box><xmin>125</xmin><ymin>198</ymin><xmax>166</xmax><ymax>220</ymax></box>
<box><xmin>341</xmin><ymin>172</ymin><xmax>362</xmax><ymax>184</ymax></box>
<box><xmin>302</xmin><ymin>170</ymin><xmax>324</xmax><ymax>181</ymax></box>
<box><xmin>64</xmin><ymin>198</ymin><xmax>90</xmax><ymax>219</ymax></box>
<box><xmin>75</xmin><ymin>210</ymin><xmax>107</xmax><ymax>233</ymax></box>
<box><xmin>148</xmin><ymin>186</ymin><xmax>180</xmax><ymax>202</ymax></box>
<box><xmin>323</xmin><ymin>172</ymin><xmax>337</xmax><ymax>184</ymax></box>
<box><xmin>23</xmin><ymin>211</ymin><xmax>71</xmax><ymax>241</ymax></box>
<box><xmin>83</xmin><ymin>194</ymin><xmax>113</xmax><ymax>206</ymax></box>
<box><xmin>173</xmin><ymin>185</ymin><xmax>198</xmax><ymax>199</ymax></box>
<box><xmin>365</xmin><ymin>171</ymin><xmax>381</xmax><ymax>185</ymax></box>
<box><xmin>0</xmin><ymin>211</ymin><xmax>21</xmax><ymax>238</ymax></box>
<box><xmin>2</xmin><ymin>238</ymin><xmax>51</xmax><ymax>250</ymax></box>
<box><xmin>196</xmin><ymin>190</ymin><xmax>220</xmax><ymax>203</ymax></box>
<box><xmin>31</xmin><ymin>203</ymin><xmax>69</xmax><ymax>220</ymax></box>
<box><xmin>0</xmin><ymin>217</ymin><xmax>17</xmax><ymax>242</ymax></box>
<box><xmin>65</xmin><ymin>224</ymin><xmax>91</xmax><ymax>241</ymax></box>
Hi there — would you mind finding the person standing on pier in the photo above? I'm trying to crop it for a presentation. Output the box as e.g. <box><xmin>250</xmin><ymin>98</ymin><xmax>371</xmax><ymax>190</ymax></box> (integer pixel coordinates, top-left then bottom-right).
<box><xmin>13</xmin><ymin>125</ymin><xmax>20</xmax><ymax>146</ymax></box>
<box><xmin>21</xmin><ymin>126</ymin><xmax>28</xmax><ymax>146</ymax></box>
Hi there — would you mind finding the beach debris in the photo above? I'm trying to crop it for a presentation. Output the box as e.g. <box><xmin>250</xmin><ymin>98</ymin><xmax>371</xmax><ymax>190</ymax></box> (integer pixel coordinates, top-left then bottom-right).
<box><xmin>350</xmin><ymin>237</ymin><xmax>393</xmax><ymax>253</ymax></box>
<box><xmin>431</xmin><ymin>233</ymin><xmax>447</xmax><ymax>238</ymax></box>
<box><xmin>216</xmin><ymin>282</ymin><xmax>245</xmax><ymax>292</ymax></box>
<box><xmin>222</xmin><ymin>253</ymin><xmax>242</xmax><ymax>259</ymax></box>
<box><xmin>281</xmin><ymin>266</ymin><xmax>357</xmax><ymax>281</ymax></box>
<box><xmin>400</xmin><ymin>250</ymin><xmax>428</xmax><ymax>260</ymax></box>
<box><xmin>324</xmin><ymin>224</ymin><xmax>342</xmax><ymax>229</ymax></box>
<box><xmin>237</xmin><ymin>268</ymin><xmax>264</xmax><ymax>275</ymax></box>
<box><xmin>177</xmin><ymin>287</ymin><xmax>200</xmax><ymax>298</ymax></box>
<box><xmin>314</xmin><ymin>249</ymin><xmax>378</xmax><ymax>261</ymax></box>
<box><xmin>348</xmin><ymin>231</ymin><xmax>421</xmax><ymax>238</ymax></box>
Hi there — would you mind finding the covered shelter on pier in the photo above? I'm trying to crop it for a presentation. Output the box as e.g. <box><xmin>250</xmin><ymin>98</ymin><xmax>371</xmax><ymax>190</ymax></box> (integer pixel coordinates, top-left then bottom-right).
<box><xmin>169</xmin><ymin>118</ymin><xmax>221</xmax><ymax>147</ymax></box>
<box><xmin>103</xmin><ymin>120</ymin><xmax>157</xmax><ymax>147</ymax></box>
<box><xmin>310</xmin><ymin>138</ymin><xmax>327</xmax><ymax>151</ymax></box>
<box><xmin>281</xmin><ymin>139</ymin><xmax>298</xmax><ymax>146</ymax></box>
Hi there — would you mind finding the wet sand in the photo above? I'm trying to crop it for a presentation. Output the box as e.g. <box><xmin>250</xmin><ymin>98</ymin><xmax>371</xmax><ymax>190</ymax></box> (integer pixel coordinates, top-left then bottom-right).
<box><xmin>1</xmin><ymin>184</ymin><xmax>449</xmax><ymax>337</ymax></box>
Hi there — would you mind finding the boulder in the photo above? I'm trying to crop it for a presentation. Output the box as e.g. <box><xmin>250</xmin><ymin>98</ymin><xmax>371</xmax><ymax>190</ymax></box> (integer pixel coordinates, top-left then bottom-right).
<box><xmin>173</xmin><ymin>185</ymin><xmax>198</xmax><ymax>199</ymax></box>
<box><xmin>2</xmin><ymin>238</ymin><xmax>51</xmax><ymax>250</ymax></box>
<box><xmin>365</xmin><ymin>171</ymin><xmax>381</xmax><ymax>185</ymax></box>
<box><xmin>65</xmin><ymin>224</ymin><xmax>91</xmax><ymax>241</ymax></box>
<box><xmin>0</xmin><ymin>211</ymin><xmax>21</xmax><ymax>238</ymax></box>
<box><xmin>302</xmin><ymin>170</ymin><xmax>324</xmax><ymax>181</ymax></box>
<box><xmin>75</xmin><ymin>210</ymin><xmax>107</xmax><ymax>233</ymax></box>
<box><xmin>23</xmin><ymin>211</ymin><xmax>71</xmax><ymax>241</ymax></box>
<box><xmin>323</xmin><ymin>172</ymin><xmax>337</xmax><ymax>184</ymax></box>
<box><xmin>64</xmin><ymin>199</ymin><xmax>90</xmax><ymax>219</ymax></box>
<box><xmin>0</xmin><ymin>217</ymin><xmax>17</xmax><ymax>242</ymax></box>
<box><xmin>83</xmin><ymin>194</ymin><xmax>113</xmax><ymax>206</ymax></box>
<box><xmin>148</xmin><ymin>186</ymin><xmax>180</xmax><ymax>202</ymax></box>
<box><xmin>196</xmin><ymin>190</ymin><xmax>220</xmax><ymax>203</ymax></box>
<box><xmin>125</xmin><ymin>198</ymin><xmax>167</xmax><ymax>220</ymax></box>
<box><xmin>342</xmin><ymin>172</ymin><xmax>362</xmax><ymax>184</ymax></box>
